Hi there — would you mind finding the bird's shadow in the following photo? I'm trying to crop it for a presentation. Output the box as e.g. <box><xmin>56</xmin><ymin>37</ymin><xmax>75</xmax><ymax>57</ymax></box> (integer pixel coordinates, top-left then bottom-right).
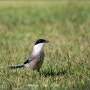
<box><xmin>40</xmin><ymin>69</ymin><xmax>67</xmax><ymax>77</ymax></box>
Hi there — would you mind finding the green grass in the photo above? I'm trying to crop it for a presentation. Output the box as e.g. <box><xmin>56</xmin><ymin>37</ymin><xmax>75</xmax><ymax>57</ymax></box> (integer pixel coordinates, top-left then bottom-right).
<box><xmin>0</xmin><ymin>1</ymin><xmax>90</xmax><ymax>90</ymax></box>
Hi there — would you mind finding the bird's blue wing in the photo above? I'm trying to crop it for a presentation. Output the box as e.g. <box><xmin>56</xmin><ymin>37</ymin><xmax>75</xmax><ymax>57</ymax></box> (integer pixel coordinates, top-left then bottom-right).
<box><xmin>24</xmin><ymin>57</ymin><xmax>33</xmax><ymax>64</ymax></box>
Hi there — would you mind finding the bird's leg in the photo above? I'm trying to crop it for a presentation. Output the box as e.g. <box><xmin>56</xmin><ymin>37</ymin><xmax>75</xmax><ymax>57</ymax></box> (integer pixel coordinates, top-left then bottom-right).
<box><xmin>37</xmin><ymin>69</ymin><xmax>40</xmax><ymax>72</ymax></box>
<box><xmin>37</xmin><ymin>69</ymin><xmax>42</xmax><ymax>76</ymax></box>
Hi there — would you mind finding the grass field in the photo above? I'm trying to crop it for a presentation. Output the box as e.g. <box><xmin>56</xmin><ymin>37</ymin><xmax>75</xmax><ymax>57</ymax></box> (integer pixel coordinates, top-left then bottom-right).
<box><xmin>0</xmin><ymin>1</ymin><xmax>90</xmax><ymax>90</ymax></box>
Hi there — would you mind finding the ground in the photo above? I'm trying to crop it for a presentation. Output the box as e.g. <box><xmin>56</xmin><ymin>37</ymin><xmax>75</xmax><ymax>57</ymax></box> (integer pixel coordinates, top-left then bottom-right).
<box><xmin>0</xmin><ymin>1</ymin><xmax>90</xmax><ymax>90</ymax></box>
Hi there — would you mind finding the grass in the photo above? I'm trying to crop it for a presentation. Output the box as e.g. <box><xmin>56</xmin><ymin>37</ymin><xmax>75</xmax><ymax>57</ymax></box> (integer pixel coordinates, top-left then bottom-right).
<box><xmin>0</xmin><ymin>1</ymin><xmax>90</xmax><ymax>90</ymax></box>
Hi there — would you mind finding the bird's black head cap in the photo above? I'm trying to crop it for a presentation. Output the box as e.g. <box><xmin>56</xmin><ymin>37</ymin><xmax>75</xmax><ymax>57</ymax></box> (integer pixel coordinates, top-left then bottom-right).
<box><xmin>35</xmin><ymin>39</ymin><xmax>49</xmax><ymax>45</ymax></box>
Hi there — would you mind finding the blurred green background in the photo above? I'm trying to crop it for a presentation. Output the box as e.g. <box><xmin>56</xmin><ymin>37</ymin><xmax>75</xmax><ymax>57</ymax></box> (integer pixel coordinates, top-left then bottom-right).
<box><xmin>0</xmin><ymin>1</ymin><xmax>90</xmax><ymax>90</ymax></box>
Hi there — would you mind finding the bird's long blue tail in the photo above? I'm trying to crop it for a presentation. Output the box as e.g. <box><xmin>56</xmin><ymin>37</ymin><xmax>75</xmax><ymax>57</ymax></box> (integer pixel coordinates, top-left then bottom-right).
<box><xmin>9</xmin><ymin>64</ymin><xmax>25</xmax><ymax>69</ymax></box>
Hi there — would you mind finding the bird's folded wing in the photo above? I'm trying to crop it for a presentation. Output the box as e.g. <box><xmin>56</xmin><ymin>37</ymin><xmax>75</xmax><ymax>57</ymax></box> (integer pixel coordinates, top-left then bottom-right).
<box><xmin>24</xmin><ymin>57</ymin><xmax>33</xmax><ymax>64</ymax></box>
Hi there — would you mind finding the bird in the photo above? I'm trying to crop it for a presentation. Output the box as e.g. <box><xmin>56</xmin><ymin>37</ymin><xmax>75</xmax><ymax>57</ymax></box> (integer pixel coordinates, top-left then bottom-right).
<box><xmin>9</xmin><ymin>39</ymin><xmax>49</xmax><ymax>72</ymax></box>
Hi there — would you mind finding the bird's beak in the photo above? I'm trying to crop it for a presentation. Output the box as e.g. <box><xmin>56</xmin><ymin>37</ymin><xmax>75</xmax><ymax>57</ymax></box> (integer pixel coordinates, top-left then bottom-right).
<box><xmin>45</xmin><ymin>40</ymin><xmax>49</xmax><ymax>43</ymax></box>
